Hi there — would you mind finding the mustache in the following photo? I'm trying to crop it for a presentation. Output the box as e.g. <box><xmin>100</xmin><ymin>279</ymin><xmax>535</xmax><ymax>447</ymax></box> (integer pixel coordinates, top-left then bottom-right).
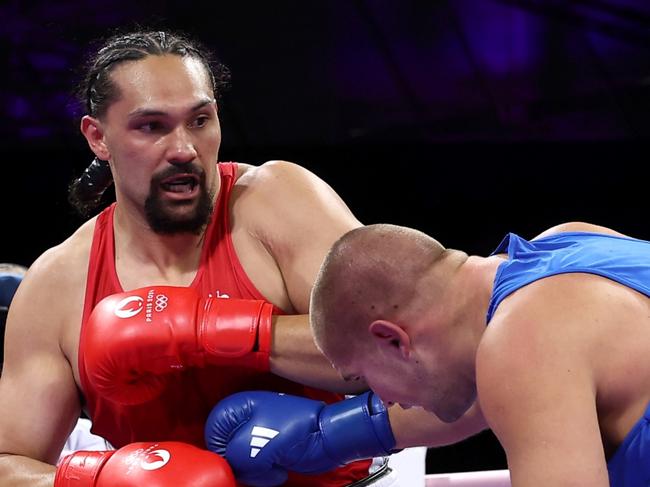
<box><xmin>152</xmin><ymin>163</ymin><xmax>205</xmax><ymax>183</ymax></box>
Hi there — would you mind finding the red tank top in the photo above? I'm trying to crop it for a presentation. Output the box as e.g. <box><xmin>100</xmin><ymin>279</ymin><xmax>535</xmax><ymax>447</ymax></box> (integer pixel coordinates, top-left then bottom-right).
<box><xmin>79</xmin><ymin>163</ymin><xmax>371</xmax><ymax>486</ymax></box>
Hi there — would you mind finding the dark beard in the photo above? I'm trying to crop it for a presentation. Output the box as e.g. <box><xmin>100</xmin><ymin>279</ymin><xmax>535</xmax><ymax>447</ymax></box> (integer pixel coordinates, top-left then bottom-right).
<box><xmin>144</xmin><ymin>164</ymin><xmax>214</xmax><ymax>235</ymax></box>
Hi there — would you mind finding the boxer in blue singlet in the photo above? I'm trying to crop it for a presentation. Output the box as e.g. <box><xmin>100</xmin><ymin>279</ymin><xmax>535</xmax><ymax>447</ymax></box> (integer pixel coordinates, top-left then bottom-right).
<box><xmin>486</xmin><ymin>229</ymin><xmax>650</xmax><ymax>486</ymax></box>
<box><xmin>300</xmin><ymin>221</ymin><xmax>650</xmax><ymax>487</ymax></box>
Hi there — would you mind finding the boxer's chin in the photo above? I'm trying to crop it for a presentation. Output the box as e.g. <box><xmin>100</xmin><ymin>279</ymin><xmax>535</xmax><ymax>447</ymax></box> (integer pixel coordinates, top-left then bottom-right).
<box><xmin>145</xmin><ymin>186</ymin><xmax>213</xmax><ymax>235</ymax></box>
<box><xmin>435</xmin><ymin>405</ymin><xmax>466</xmax><ymax>423</ymax></box>
<box><xmin>434</xmin><ymin>386</ymin><xmax>476</xmax><ymax>423</ymax></box>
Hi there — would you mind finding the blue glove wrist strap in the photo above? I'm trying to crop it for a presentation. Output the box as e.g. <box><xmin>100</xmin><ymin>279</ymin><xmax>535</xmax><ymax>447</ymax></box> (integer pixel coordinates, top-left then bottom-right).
<box><xmin>319</xmin><ymin>391</ymin><xmax>397</xmax><ymax>465</ymax></box>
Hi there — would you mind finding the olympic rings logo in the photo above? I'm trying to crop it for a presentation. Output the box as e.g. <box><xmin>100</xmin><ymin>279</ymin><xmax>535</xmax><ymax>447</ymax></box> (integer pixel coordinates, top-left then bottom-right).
<box><xmin>154</xmin><ymin>294</ymin><xmax>168</xmax><ymax>312</ymax></box>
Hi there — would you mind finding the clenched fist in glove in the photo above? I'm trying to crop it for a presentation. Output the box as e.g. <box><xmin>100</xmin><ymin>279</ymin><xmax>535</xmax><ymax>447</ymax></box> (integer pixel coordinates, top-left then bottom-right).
<box><xmin>204</xmin><ymin>391</ymin><xmax>397</xmax><ymax>486</ymax></box>
<box><xmin>83</xmin><ymin>286</ymin><xmax>274</xmax><ymax>405</ymax></box>
<box><xmin>55</xmin><ymin>441</ymin><xmax>235</xmax><ymax>486</ymax></box>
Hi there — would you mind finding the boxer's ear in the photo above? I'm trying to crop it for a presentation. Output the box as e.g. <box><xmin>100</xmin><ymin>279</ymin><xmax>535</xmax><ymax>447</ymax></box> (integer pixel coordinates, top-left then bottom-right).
<box><xmin>80</xmin><ymin>115</ymin><xmax>110</xmax><ymax>161</ymax></box>
<box><xmin>369</xmin><ymin>320</ymin><xmax>411</xmax><ymax>360</ymax></box>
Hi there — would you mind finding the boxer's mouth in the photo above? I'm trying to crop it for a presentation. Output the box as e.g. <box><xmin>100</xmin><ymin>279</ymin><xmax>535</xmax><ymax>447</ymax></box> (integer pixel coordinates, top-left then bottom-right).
<box><xmin>160</xmin><ymin>174</ymin><xmax>199</xmax><ymax>193</ymax></box>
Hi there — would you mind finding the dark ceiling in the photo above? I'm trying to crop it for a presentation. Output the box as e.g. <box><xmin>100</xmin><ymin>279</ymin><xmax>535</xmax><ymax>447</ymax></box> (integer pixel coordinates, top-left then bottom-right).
<box><xmin>2</xmin><ymin>0</ymin><xmax>649</xmax><ymax>148</ymax></box>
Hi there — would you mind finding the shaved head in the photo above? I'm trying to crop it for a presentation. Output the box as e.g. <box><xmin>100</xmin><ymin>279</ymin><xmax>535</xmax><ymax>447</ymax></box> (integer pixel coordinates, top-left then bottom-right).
<box><xmin>310</xmin><ymin>224</ymin><xmax>446</xmax><ymax>363</ymax></box>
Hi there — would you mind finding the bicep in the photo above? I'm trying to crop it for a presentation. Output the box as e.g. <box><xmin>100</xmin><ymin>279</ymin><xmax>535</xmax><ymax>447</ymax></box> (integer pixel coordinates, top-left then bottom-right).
<box><xmin>258</xmin><ymin>162</ymin><xmax>362</xmax><ymax>312</ymax></box>
<box><xmin>0</xmin><ymin>294</ymin><xmax>80</xmax><ymax>464</ymax></box>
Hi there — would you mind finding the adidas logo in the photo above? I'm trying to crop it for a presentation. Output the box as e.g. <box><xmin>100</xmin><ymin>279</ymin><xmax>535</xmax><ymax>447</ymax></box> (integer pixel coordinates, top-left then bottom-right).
<box><xmin>249</xmin><ymin>426</ymin><xmax>279</xmax><ymax>458</ymax></box>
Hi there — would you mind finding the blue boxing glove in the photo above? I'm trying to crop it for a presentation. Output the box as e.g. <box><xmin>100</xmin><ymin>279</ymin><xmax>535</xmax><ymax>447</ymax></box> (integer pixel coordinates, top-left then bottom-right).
<box><xmin>204</xmin><ymin>391</ymin><xmax>397</xmax><ymax>487</ymax></box>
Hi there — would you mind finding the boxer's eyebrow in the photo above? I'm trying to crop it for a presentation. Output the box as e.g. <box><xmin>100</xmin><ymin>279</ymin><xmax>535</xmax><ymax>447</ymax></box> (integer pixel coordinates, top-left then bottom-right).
<box><xmin>128</xmin><ymin>98</ymin><xmax>214</xmax><ymax>119</ymax></box>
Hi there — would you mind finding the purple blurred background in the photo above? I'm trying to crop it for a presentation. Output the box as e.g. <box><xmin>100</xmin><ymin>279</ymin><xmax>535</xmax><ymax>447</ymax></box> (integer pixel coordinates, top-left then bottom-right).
<box><xmin>2</xmin><ymin>0</ymin><xmax>648</xmax><ymax>144</ymax></box>
<box><xmin>1</xmin><ymin>0</ymin><xmax>649</xmax><ymax>473</ymax></box>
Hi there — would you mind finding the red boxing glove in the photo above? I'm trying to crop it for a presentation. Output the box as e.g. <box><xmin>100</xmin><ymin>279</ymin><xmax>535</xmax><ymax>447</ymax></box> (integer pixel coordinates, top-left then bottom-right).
<box><xmin>54</xmin><ymin>441</ymin><xmax>235</xmax><ymax>487</ymax></box>
<box><xmin>84</xmin><ymin>286</ymin><xmax>273</xmax><ymax>404</ymax></box>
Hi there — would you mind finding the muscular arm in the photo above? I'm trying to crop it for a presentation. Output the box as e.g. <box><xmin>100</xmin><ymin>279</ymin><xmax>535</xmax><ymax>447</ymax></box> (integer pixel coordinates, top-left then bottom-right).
<box><xmin>238</xmin><ymin>161</ymin><xmax>364</xmax><ymax>392</ymax></box>
<box><xmin>389</xmin><ymin>401</ymin><xmax>488</xmax><ymax>449</ymax></box>
<box><xmin>272</xmin><ymin>314</ymin><xmax>367</xmax><ymax>393</ymax></box>
<box><xmin>476</xmin><ymin>280</ymin><xmax>610</xmax><ymax>487</ymax></box>
<box><xmin>0</xmin><ymin>253</ymin><xmax>82</xmax><ymax>486</ymax></box>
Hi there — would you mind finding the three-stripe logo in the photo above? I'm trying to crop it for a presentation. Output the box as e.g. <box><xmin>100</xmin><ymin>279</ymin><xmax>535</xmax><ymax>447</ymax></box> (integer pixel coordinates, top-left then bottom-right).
<box><xmin>249</xmin><ymin>426</ymin><xmax>279</xmax><ymax>458</ymax></box>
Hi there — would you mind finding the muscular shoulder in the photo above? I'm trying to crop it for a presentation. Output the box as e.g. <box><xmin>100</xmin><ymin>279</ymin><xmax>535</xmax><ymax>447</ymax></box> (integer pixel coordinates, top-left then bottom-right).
<box><xmin>480</xmin><ymin>273</ymin><xmax>607</xmax><ymax>358</ymax></box>
<box><xmin>234</xmin><ymin>160</ymin><xmax>334</xmax><ymax>203</ymax></box>
<box><xmin>477</xmin><ymin>275</ymin><xmax>611</xmax><ymax>484</ymax></box>
<box><xmin>533</xmin><ymin>221</ymin><xmax>629</xmax><ymax>240</ymax></box>
<box><xmin>29</xmin><ymin>218</ymin><xmax>95</xmax><ymax>288</ymax></box>
<box><xmin>2</xmin><ymin>218</ymin><xmax>95</xmax><ymax>373</ymax></box>
<box><xmin>16</xmin><ymin>218</ymin><xmax>96</xmax><ymax>322</ymax></box>
<box><xmin>229</xmin><ymin>161</ymin><xmax>360</xmax><ymax>311</ymax></box>
<box><xmin>232</xmin><ymin>160</ymin><xmax>359</xmax><ymax>237</ymax></box>
<box><xmin>477</xmin><ymin>274</ymin><xmax>607</xmax><ymax>408</ymax></box>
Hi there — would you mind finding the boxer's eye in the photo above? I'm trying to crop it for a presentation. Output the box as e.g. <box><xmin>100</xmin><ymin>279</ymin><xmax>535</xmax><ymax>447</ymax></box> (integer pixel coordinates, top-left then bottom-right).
<box><xmin>342</xmin><ymin>374</ymin><xmax>361</xmax><ymax>382</ymax></box>
<box><xmin>191</xmin><ymin>115</ymin><xmax>210</xmax><ymax>128</ymax></box>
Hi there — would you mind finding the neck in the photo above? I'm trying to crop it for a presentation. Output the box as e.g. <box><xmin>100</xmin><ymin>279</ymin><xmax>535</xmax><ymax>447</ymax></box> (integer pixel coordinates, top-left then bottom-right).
<box><xmin>113</xmin><ymin>204</ymin><xmax>208</xmax><ymax>280</ymax></box>
<box><xmin>461</xmin><ymin>254</ymin><xmax>503</xmax><ymax>319</ymax></box>
<box><xmin>443</xmin><ymin>253</ymin><xmax>505</xmax><ymax>368</ymax></box>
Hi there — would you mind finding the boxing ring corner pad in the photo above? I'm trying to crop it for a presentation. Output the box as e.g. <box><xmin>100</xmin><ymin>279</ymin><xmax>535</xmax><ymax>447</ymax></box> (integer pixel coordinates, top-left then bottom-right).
<box><xmin>424</xmin><ymin>470</ymin><xmax>511</xmax><ymax>487</ymax></box>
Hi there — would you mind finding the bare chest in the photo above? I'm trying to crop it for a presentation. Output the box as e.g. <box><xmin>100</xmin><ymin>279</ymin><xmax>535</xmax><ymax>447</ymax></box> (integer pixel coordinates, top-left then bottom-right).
<box><xmin>112</xmin><ymin>227</ymin><xmax>293</xmax><ymax>313</ymax></box>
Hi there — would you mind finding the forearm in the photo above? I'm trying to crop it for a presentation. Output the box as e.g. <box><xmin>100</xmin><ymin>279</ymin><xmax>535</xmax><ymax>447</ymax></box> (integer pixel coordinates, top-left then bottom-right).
<box><xmin>269</xmin><ymin>314</ymin><xmax>366</xmax><ymax>394</ymax></box>
<box><xmin>389</xmin><ymin>402</ymin><xmax>488</xmax><ymax>449</ymax></box>
<box><xmin>0</xmin><ymin>454</ymin><xmax>55</xmax><ymax>487</ymax></box>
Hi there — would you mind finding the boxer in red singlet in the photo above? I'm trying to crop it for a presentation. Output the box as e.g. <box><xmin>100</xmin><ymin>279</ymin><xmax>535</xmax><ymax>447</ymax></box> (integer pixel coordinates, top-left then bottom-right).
<box><xmin>0</xmin><ymin>30</ymin><xmax>481</xmax><ymax>487</ymax></box>
<box><xmin>0</xmin><ymin>28</ymin><xmax>386</xmax><ymax>487</ymax></box>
